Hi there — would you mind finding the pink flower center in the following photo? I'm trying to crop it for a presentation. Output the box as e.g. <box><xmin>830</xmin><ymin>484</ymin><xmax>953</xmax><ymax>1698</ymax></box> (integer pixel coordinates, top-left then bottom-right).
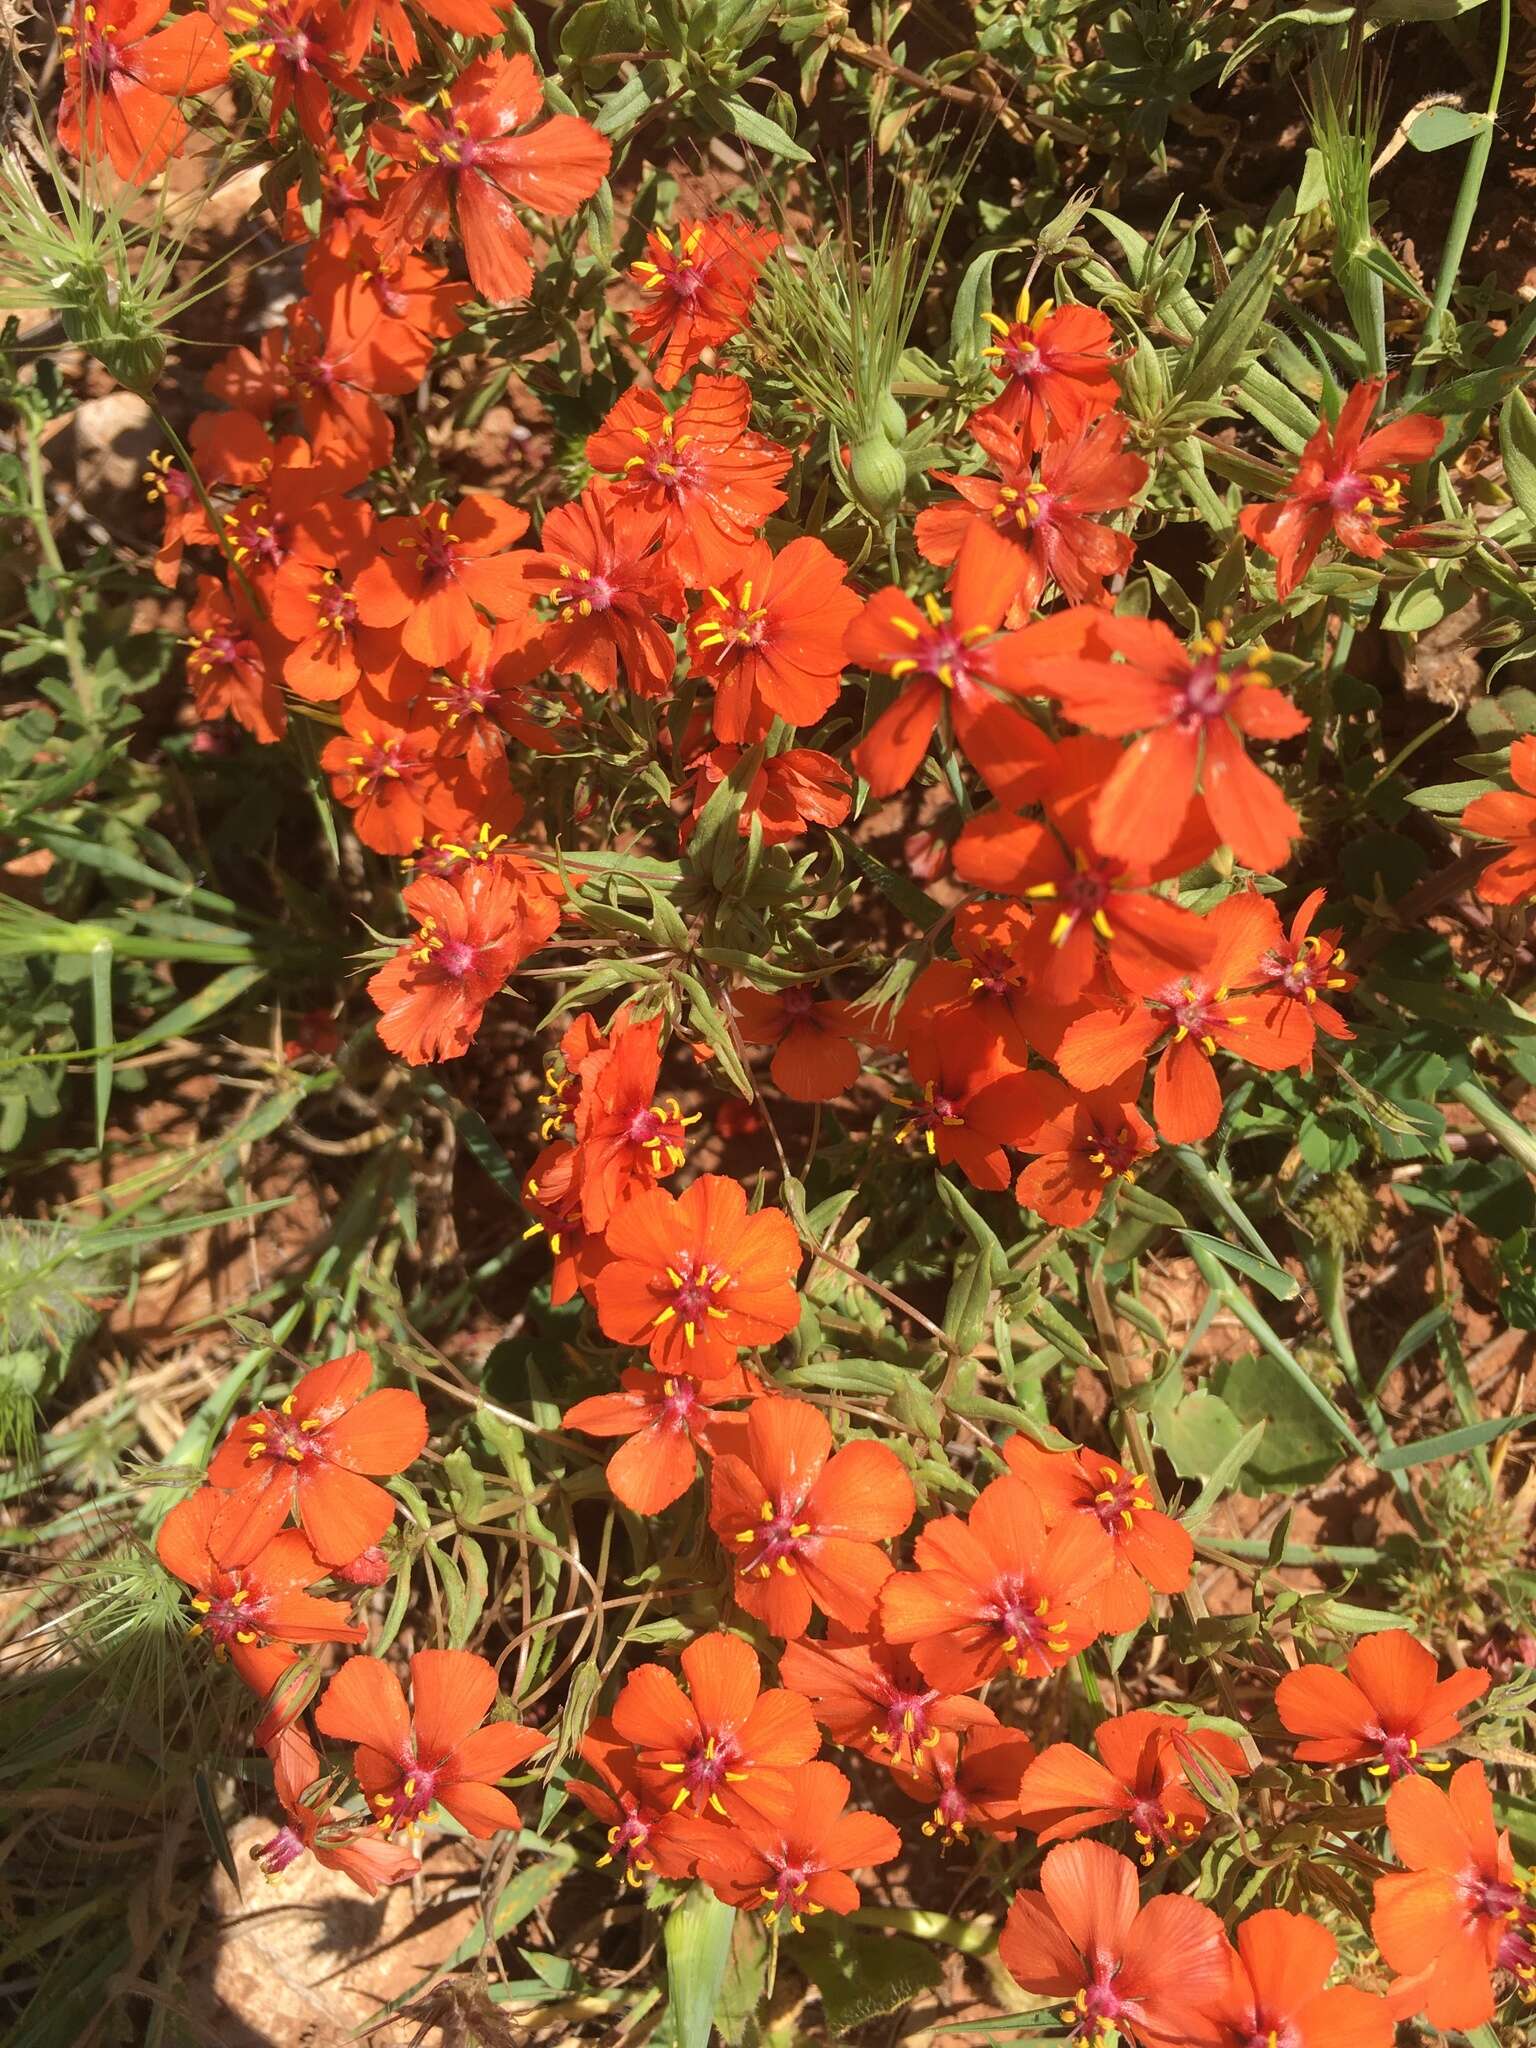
<box><xmin>189</xmin><ymin>1578</ymin><xmax>272</xmax><ymax>1651</ymax></box>
<box><xmin>736</xmin><ymin>1496</ymin><xmax>812</xmax><ymax>1580</ymax></box>
<box><xmin>1088</xmin><ymin>1462</ymin><xmax>1153</xmax><ymax>1536</ymax></box>
<box><xmin>1080</xmin><ymin>1123</ymin><xmax>1143</xmax><ymax>1181</ymax></box>
<box><xmin>1172</xmin><ymin>656</ymin><xmax>1232</xmax><ymax>731</ymax></box>
<box><xmin>658</xmin><ymin>1253</ymin><xmax>731</xmax><ymax>1352</ymax></box>
<box><xmin>626</xmin><ymin>429</ymin><xmax>701</xmax><ymax>498</ymax></box>
<box><xmin>374</xmin><ymin>1758</ymin><xmax>439</xmax><ymax>1832</ymax></box>
<box><xmin>253</xmin><ymin>1825</ymin><xmax>307</xmax><ymax>1876</ymax></box>
<box><xmin>990</xmin><ymin>1582</ymin><xmax>1072</xmax><ymax>1675</ymax></box>
<box><xmin>868</xmin><ymin>1685</ymin><xmax>943</xmax><ymax>1767</ymax></box>
<box><xmin>244</xmin><ymin>1399</ymin><xmax>323</xmax><ymax>1468</ymax></box>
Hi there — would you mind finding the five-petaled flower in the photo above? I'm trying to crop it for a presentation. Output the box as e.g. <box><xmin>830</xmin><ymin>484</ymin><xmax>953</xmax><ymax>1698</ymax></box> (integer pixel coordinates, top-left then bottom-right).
<box><xmin>709</xmin><ymin>1397</ymin><xmax>915</xmax><ymax>1639</ymax></box>
<box><xmin>1017</xmin><ymin>1707</ymin><xmax>1247</xmax><ymax>1862</ymax></box>
<box><xmin>208</xmin><ymin>1350</ymin><xmax>428</xmax><ymax>1567</ymax></box>
<box><xmin>1239</xmin><ymin>379</ymin><xmax>1444</xmax><ymax>598</ymax></box>
<box><xmin>1276</xmin><ymin>1627</ymin><xmax>1488</xmax><ymax>1779</ymax></box>
<box><xmin>686</xmin><ymin>1760</ymin><xmax>900</xmax><ymax>1928</ymax></box>
<box><xmin>1461</xmin><ymin>734</ymin><xmax>1536</xmax><ymax>905</ymax></box>
<box><xmin>315</xmin><ymin>1648</ymin><xmax>546</xmax><ymax>1838</ymax></box>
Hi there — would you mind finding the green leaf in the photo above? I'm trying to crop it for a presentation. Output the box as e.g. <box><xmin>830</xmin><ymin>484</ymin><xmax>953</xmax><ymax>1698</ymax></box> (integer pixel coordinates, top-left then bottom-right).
<box><xmin>836</xmin><ymin>830</ymin><xmax>943</xmax><ymax>931</ymax></box>
<box><xmin>87</xmin><ymin>940</ymin><xmax>112</xmax><ymax>1151</ymax></box>
<box><xmin>1184</xmin><ymin>1418</ymin><xmax>1270</xmax><ymax>1525</ymax></box>
<box><xmin>194</xmin><ymin>1768</ymin><xmax>241</xmax><ymax>1898</ymax></box>
<box><xmin>665</xmin><ymin>1882</ymin><xmax>738</xmax><ymax>2048</ymax></box>
<box><xmin>791</xmin><ymin>1922</ymin><xmax>944</xmax><ymax>2036</ymax></box>
<box><xmin>1499</xmin><ymin>388</ymin><xmax>1536</xmax><ymax>530</ymax></box>
<box><xmin>1375</xmin><ymin>1413</ymin><xmax>1529</xmax><ymax>1470</ymax></box>
<box><xmin>1407</xmin><ymin>104</ymin><xmax>1488</xmax><ymax>152</ymax></box>
<box><xmin>420</xmin><ymin>1082</ymin><xmax>521</xmax><ymax>1200</ymax></box>
<box><xmin>1219</xmin><ymin>5</ymin><xmax>1352</xmax><ymax>83</ymax></box>
<box><xmin>1176</xmin><ymin>233</ymin><xmax>1283</xmax><ymax>407</ymax></box>
<box><xmin>718</xmin><ymin>92</ymin><xmax>812</xmax><ymax>162</ymax></box>
<box><xmin>949</xmin><ymin>247</ymin><xmax>1001</xmax><ymax>369</ymax></box>
<box><xmin>1355</xmin><ymin>239</ymin><xmax>1429</xmax><ymax>305</ymax></box>
<box><xmin>1154</xmin><ymin>1387</ymin><xmax>1250</xmax><ymax>1488</ymax></box>
<box><xmin>1179</xmin><ymin>1229</ymin><xmax>1299</xmax><ymax>1302</ymax></box>
<box><xmin>1211</xmin><ymin>1354</ymin><xmax>1346</xmax><ymax>1489</ymax></box>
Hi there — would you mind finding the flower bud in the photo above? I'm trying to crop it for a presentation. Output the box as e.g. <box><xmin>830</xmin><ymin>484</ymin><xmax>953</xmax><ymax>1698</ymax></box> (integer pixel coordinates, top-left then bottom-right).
<box><xmin>849</xmin><ymin>430</ymin><xmax>908</xmax><ymax>519</ymax></box>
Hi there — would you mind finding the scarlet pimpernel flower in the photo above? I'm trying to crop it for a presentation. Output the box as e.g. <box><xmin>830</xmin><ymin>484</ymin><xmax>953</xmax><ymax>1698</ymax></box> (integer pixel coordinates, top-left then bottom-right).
<box><xmin>687</xmin><ymin>1761</ymin><xmax>900</xmax><ymax>1928</ymax></box>
<box><xmin>315</xmin><ymin>1649</ymin><xmax>546</xmax><ymax>1838</ymax></box>
<box><xmin>999</xmin><ymin>1840</ymin><xmax>1231</xmax><ymax>2047</ymax></box>
<box><xmin>708</xmin><ymin>1397</ymin><xmax>914</xmax><ymax>1639</ymax></box>
<box><xmin>1461</xmin><ymin>734</ymin><xmax>1536</xmax><ymax>904</ymax></box>
<box><xmin>1003</xmin><ymin>1435</ymin><xmax>1194</xmax><ymax>1630</ymax></box>
<box><xmin>893</xmin><ymin>1724</ymin><xmax>1037</xmax><ymax>1845</ymax></box>
<box><xmin>916</xmin><ymin>411</ymin><xmax>1146</xmax><ymax>618</ymax></box>
<box><xmin>1009</xmin><ymin>1069</ymin><xmax>1159</xmax><ymax>1227</ymax></box>
<box><xmin>157</xmin><ymin>1487</ymin><xmax>364</xmax><ymax>1696</ymax></box>
<box><xmin>523</xmin><ymin>487</ymin><xmax>681</xmax><ymax>699</ymax></box>
<box><xmin>878</xmin><ymin>1472</ymin><xmax>1112</xmax><ymax>1690</ymax></box>
<box><xmin>569</xmin><ymin>1720</ymin><xmax>705</xmax><ymax>1887</ymax></box>
<box><xmin>687</xmin><ymin>536</ymin><xmax>860</xmax><ymax>742</ymax></box>
<box><xmin>1215</xmin><ymin>1909</ymin><xmax>1393</xmax><ymax>2048</ymax></box>
<box><xmin>353</xmin><ymin>494</ymin><xmax>531</xmax><ymax>670</ymax></box>
<box><xmin>1037</xmin><ymin>616</ymin><xmax>1310</xmax><ymax>875</ymax></box>
<box><xmin>563</xmin><ymin>1364</ymin><xmax>754</xmax><ymax>1515</ymax></box>
<box><xmin>59</xmin><ymin>0</ymin><xmax>228</xmax><ymax>182</ymax></box>
<box><xmin>368</xmin><ymin>859</ymin><xmax>562</xmax><ymax>1066</ymax></box>
<box><xmin>586</xmin><ymin>376</ymin><xmax>791</xmax><ymax>585</ymax></box>
<box><xmin>627</xmin><ymin>216</ymin><xmax>779</xmax><ymax>389</ymax></box>
<box><xmin>257</xmin><ymin>1723</ymin><xmax>420</xmax><ymax>1894</ymax></box>
<box><xmin>612</xmin><ymin>1631</ymin><xmax>819</xmax><ymax>1825</ymax></box>
<box><xmin>733</xmin><ymin>984</ymin><xmax>865</xmax><ymax>1102</ymax></box>
<box><xmin>1276</xmin><ymin>1627</ymin><xmax>1488</xmax><ymax>1778</ymax></box>
<box><xmin>1016</xmin><ymin>1707</ymin><xmax>1246</xmax><ymax>1860</ymax></box>
<box><xmin>594</xmin><ymin>1175</ymin><xmax>801</xmax><ymax>1378</ymax></box>
<box><xmin>1239</xmin><ymin>378</ymin><xmax>1444</xmax><ymax>597</ymax></box>
<box><xmin>977</xmin><ymin>287</ymin><xmax>1121</xmax><ymax>440</ymax></box>
<box><xmin>1372</xmin><ymin>1762</ymin><xmax>1532</xmax><ymax>2030</ymax></box>
<box><xmin>370</xmin><ymin>54</ymin><xmax>610</xmax><ymax>304</ymax></box>
<box><xmin>777</xmin><ymin>1632</ymin><xmax>998</xmax><ymax>1768</ymax></box>
<box><xmin>208</xmin><ymin>1350</ymin><xmax>428</xmax><ymax>1567</ymax></box>
<box><xmin>571</xmin><ymin>1012</ymin><xmax>697</xmax><ymax>1229</ymax></box>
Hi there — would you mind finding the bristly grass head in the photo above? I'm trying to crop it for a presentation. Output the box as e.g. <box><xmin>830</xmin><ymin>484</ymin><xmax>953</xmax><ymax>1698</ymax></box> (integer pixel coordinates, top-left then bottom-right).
<box><xmin>1304</xmin><ymin>59</ymin><xmax>1389</xmax><ymax>374</ymax></box>
<box><xmin>0</xmin><ymin>124</ymin><xmax>228</xmax><ymax>394</ymax></box>
<box><xmin>743</xmin><ymin>143</ymin><xmax>974</xmax><ymax>521</ymax></box>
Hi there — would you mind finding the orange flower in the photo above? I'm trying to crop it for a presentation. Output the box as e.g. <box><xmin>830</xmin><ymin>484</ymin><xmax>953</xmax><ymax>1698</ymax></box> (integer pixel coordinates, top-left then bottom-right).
<box><xmin>777</xmin><ymin>1631</ymin><xmax>998</xmax><ymax>1768</ymax></box>
<box><xmin>339</xmin><ymin>0</ymin><xmax>507</xmax><ymax>68</ymax></box>
<box><xmin>1252</xmin><ymin>887</ymin><xmax>1355</xmax><ymax>1051</ymax></box>
<box><xmin>523</xmin><ymin>487</ymin><xmax>682</xmax><ymax>698</ymax></box>
<box><xmin>977</xmin><ymin>288</ymin><xmax>1120</xmax><ymax>440</ymax></box>
<box><xmin>687</xmin><ymin>1760</ymin><xmax>900</xmax><ymax>1928</ymax></box>
<box><xmin>1239</xmin><ymin>379</ymin><xmax>1444</xmax><ymax>598</ymax></box>
<box><xmin>567</xmin><ymin>1718</ymin><xmax>709</xmax><ymax>1887</ymax></box>
<box><xmin>916</xmin><ymin>410</ymin><xmax>1146</xmax><ymax>618</ymax></box>
<box><xmin>627</xmin><ymin>216</ymin><xmax>779</xmax><ymax>389</ymax></box>
<box><xmin>58</xmin><ymin>0</ymin><xmax>228</xmax><ymax>182</ymax></box>
<box><xmin>520</xmin><ymin>1140</ymin><xmax>602</xmax><ymax>1307</ymax></box>
<box><xmin>368</xmin><ymin>860</ymin><xmax>561</xmax><ymax>1067</ymax></box>
<box><xmin>571</xmin><ymin>1013</ymin><xmax>695</xmax><ymax>1229</ymax></box>
<box><xmin>683</xmin><ymin>744</ymin><xmax>853</xmax><ymax>848</ymax></box>
<box><xmin>318</xmin><ymin>712</ymin><xmax>440</xmax><ymax>855</ymax></box>
<box><xmin>612</xmin><ymin>1631</ymin><xmax>819</xmax><ymax>1825</ymax></box>
<box><xmin>353</xmin><ymin>494</ymin><xmax>531</xmax><ymax>670</ymax></box>
<box><xmin>877</xmin><ymin>1472</ymin><xmax>1112</xmax><ymax>1690</ymax></box>
<box><xmin>1016</xmin><ymin>1708</ymin><xmax>1246</xmax><ymax>1860</ymax></box>
<box><xmin>1275</xmin><ymin>1627</ymin><xmax>1488</xmax><ymax>1779</ymax></box>
<box><xmin>709</xmin><ymin>1398</ymin><xmax>915</xmax><ymax>1639</ymax></box>
<box><xmin>211</xmin><ymin>0</ymin><xmax>358</xmax><ymax>146</ymax></box>
<box><xmin>687</xmin><ymin>536</ymin><xmax>860</xmax><ymax>743</ymax></box>
<box><xmin>954</xmin><ymin>735</ymin><xmax>1217</xmax><ymax>1009</ymax></box>
<box><xmin>1055</xmin><ymin>890</ymin><xmax>1317</xmax><ymax>1143</ymax></box>
<box><xmin>845</xmin><ymin>531</ymin><xmax>1063</xmax><ymax>802</ymax></box>
<box><xmin>268</xmin><ymin>497</ymin><xmax>424</xmax><ymax>705</ymax></box>
<box><xmin>1011</xmin><ymin>1070</ymin><xmax>1159</xmax><ymax>1227</ymax></box>
<box><xmin>1214</xmin><ymin>1908</ymin><xmax>1393</xmax><ymax>2048</ymax></box>
<box><xmin>156</xmin><ymin>1487</ymin><xmax>364</xmax><ymax>1698</ymax></box>
<box><xmin>586</xmin><ymin>375</ymin><xmax>791</xmax><ymax>584</ymax></box>
<box><xmin>208</xmin><ymin>1350</ymin><xmax>428</xmax><ymax>1567</ymax></box>
<box><xmin>314</xmin><ymin>1649</ymin><xmax>546</xmax><ymax>1839</ymax></box>
<box><xmin>999</xmin><ymin>1840</ymin><xmax>1231</xmax><ymax>2048</ymax></box>
<box><xmin>594</xmin><ymin>1175</ymin><xmax>800</xmax><ymax>1379</ymax></box>
<box><xmin>564</xmin><ymin>1363</ymin><xmax>756</xmax><ymax>1515</ymax></box>
<box><xmin>1003</xmin><ymin>1435</ymin><xmax>1193</xmax><ymax>1631</ymax></box>
<box><xmin>184</xmin><ymin>575</ymin><xmax>287</xmax><ymax>745</ymax></box>
<box><xmin>255</xmin><ymin>1722</ymin><xmax>420</xmax><ymax>1895</ymax></box>
<box><xmin>1372</xmin><ymin>1762</ymin><xmax>1526</xmax><ymax>2031</ymax></box>
<box><xmin>1462</xmin><ymin>734</ymin><xmax>1536</xmax><ymax>905</ymax></box>
<box><xmin>369</xmin><ymin>54</ymin><xmax>610</xmax><ymax>304</ymax></box>
<box><xmin>733</xmin><ymin>984</ymin><xmax>864</xmax><ymax>1102</ymax></box>
<box><xmin>892</xmin><ymin>1015</ymin><xmax>1055</xmax><ymax>1194</ymax></box>
<box><xmin>1036</xmin><ymin>616</ymin><xmax>1309</xmax><ymax>876</ymax></box>
<box><xmin>892</xmin><ymin>1724</ymin><xmax>1037</xmax><ymax>1845</ymax></box>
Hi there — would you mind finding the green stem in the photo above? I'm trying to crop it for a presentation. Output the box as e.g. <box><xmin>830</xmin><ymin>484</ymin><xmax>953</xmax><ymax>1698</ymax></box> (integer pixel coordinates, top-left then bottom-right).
<box><xmin>1199</xmin><ymin>1535</ymin><xmax>1384</xmax><ymax>1566</ymax></box>
<box><xmin>1453</xmin><ymin>1076</ymin><xmax>1536</xmax><ymax>1177</ymax></box>
<box><xmin>1406</xmin><ymin>0</ymin><xmax>1511</xmax><ymax>399</ymax></box>
<box><xmin>1312</xmin><ymin>1245</ymin><xmax>1424</xmax><ymax>1524</ymax></box>
<box><xmin>18</xmin><ymin>411</ymin><xmax>94</xmax><ymax>726</ymax></box>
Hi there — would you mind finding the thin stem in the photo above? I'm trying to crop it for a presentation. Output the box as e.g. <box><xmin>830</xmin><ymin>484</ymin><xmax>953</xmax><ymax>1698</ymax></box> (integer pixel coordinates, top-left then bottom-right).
<box><xmin>18</xmin><ymin>409</ymin><xmax>93</xmax><ymax>722</ymax></box>
<box><xmin>1406</xmin><ymin>0</ymin><xmax>1511</xmax><ymax>399</ymax></box>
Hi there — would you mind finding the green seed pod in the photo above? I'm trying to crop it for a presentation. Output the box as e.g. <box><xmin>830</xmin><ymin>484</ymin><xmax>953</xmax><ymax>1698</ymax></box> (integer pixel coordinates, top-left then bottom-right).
<box><xmin>58</xmin><ymin>264</ymin><xmax>166</xmax><ymax>392</ymax></box>
<box><xmin>876</xmin><ymin>391</ymin><xmax>908</xmax><ymax>443</ymax></box>
<box><xmin>849</xmin><ymin>430</ymin><xmax>908</xmax><ymax>519</ymax></box>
